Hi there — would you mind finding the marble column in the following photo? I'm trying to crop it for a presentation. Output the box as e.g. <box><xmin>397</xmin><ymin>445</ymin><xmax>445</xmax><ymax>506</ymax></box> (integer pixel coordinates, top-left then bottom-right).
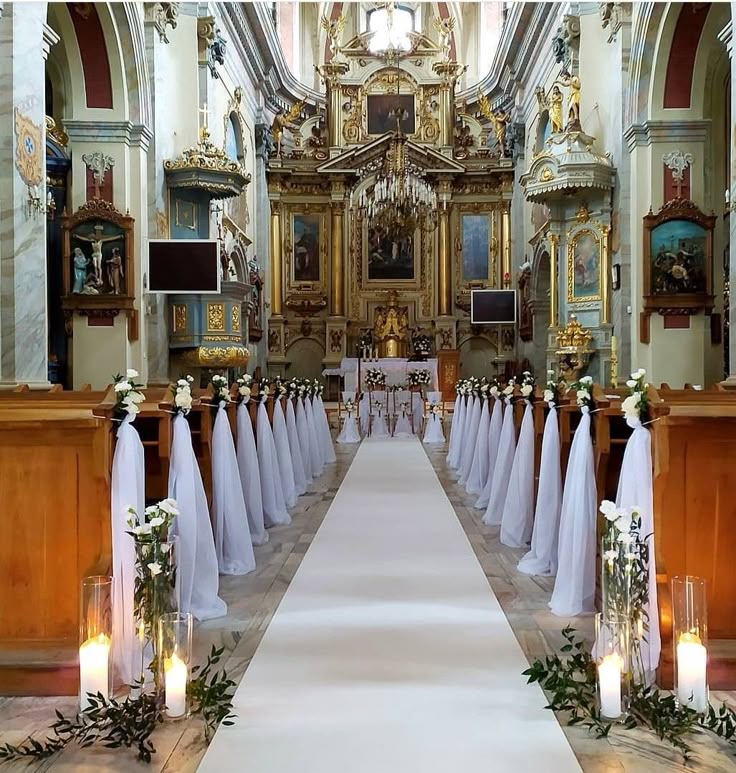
<box><xmin>0</xmin><ymin>6</ymin><xmax>55</xmax><ymax>387</ymax></box>
<box><xmin>253</xmin><ymin>124</ymin><xmax>271</xmax><ymax>372</ymax></box>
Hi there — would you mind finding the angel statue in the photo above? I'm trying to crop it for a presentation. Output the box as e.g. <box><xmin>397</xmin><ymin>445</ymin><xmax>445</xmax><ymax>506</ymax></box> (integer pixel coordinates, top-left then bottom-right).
<box><xmin>554</xmin><ymin>71</ymin><xmax>581</xmax><ymax>131</ymax></box>
<box><xmin>270</xmin><ymin>101</ymin><xmax>303</xmax><ymax>158</ymax></box>
<box><xmin>490</xmin><ymin>110</ymin><xmax>511</xmax><ymax>157</ymax></box>
<box><xmin>433</xmin><ymin>15</ymin><xmax>456</xmax><ymax>61</ymax></box>
<box><xmin>320</xmin><ymin>13</ymin><xmax>345</xmax><ymax>59</ymax></box>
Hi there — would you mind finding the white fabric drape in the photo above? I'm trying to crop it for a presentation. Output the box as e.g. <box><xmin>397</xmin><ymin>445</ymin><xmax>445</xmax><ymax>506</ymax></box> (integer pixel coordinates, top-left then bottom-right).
<box><xmin>500</xmin><ymin>401</ymin><xmax>535</xmax><ymax>548</ymax></box>
<box><xmin>465</xmin><ymin>399</ymin><xmax>490</xmax><ymax>495</ymax></box>
<box><xmin>257</xmin><ymin>401</ymin><xmax>291</xmax><ymax>527</ymax></box>
<box><xmin>482</xmin><ymin>402</ymin><xmax>517</xmax><ymax>525</ymax></box>
<box><xmin>518</xmin><ymin>404</ymin><xmax>562</xmax><ymax>576</ymax></box>
<box><xmin>305</xmin><ymin>396</ymin><xmax>325</xmax><ymax>477</ymax></box>
<box><xmin>447</xmin><ymin>395</ymin><xmax>466</xmax><ymax>469</ymax></box>
<box><xmin>422</xmin><ymin>411</ymin><xmax>445</xmax><ymax>444</ymax></box>
<box><xmin>337</xmin><ymin>411</ymin><xmax>361</xmax><ymax>443</ymax></box>
<box><xmin>211</xmin><ymin>403</ymin><xmax>256</xmax><ymax>576</ymax></box>
<box><xmin>169</xmin><ymin>413</ymin><xmax>227</xmax><ymax>620</ymax></box>
<box><xmin>393</xmin><ymin>400</ymin><xmax>413</xmax><ymax>437</ymax></box>
<box><xmin>110</xmin><ymin>415</ymin><xmax>145</xmax><ymax>686</ymax></box>
<box><xmin>370</xmin><ymin>396</ymin><xmax>389</xmax><ymax>437</ymax></box>
<box><xmin>236</xmin><ymin>400</ymin><xmax>268</xmax><ymax>546</ymax></box>
<box><xmin>359</xmin><ymin>393</ymin><xmax>371</xmax><ymax>435</ymax></box>
<box><xmin>616</xmin><ymin>417</ymin><xmax>661</xmax><ymax>682</ymax></box>
<box><xmin>446</xmin><ymin>394</ymin><xmax>462</xmax><ymax>462</ymax></box>
<box><xmin>475</xmin><ymin>397</ymin><xmax>503</xmax><ymax>510</ymax></box>
<box><xmin>295</xmin><ymin>398</ymin><xmax>313</xmax><ymax>482</ymax></box>
<box><xmin>410</xmin><ymin>391</ymin><xmax>424</xmax><ymax>434</ymax></box>
<box><xmin>286</xmin><ymin>399</ymin><xmax>309</xmax><ymax>494</ymax></box>
<box><xmin>315</xmin><ymin>395</ymin><xmax>336</xmax><ymax>464</ymax></box>
<box><xmin>272</xmin><ymin>399</ymin><xmax>298</xmax><ymax>505</ymax></box>
<box><xmin>549</xmin><ymin>406</ymin><xmax>597</xmax><ymax>617</ymax></box>
<box><xmin>458</xmin><ymin>396</ymin><xmax>482</xmax><ymax>487</ymax></box>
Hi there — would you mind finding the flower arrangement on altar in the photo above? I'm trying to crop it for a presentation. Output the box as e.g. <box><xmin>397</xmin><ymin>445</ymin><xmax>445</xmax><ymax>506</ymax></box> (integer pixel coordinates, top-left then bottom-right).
<box><xmin>113</xmin><ymin>369</ymin><xmax>145</xmax><ymax>420</ymax></box>
<box><xmin>570</xmin><ymin>375</ymin><xmax>594</xmax><ymax>408</ymax></box>
<box><xmin>389</xmin><ymin>383</ymin><xmax>407</xmax><ymax>392</ymax></box>
<box><xmin>172</xmin><ymin>375</ymin><xmax>194</xmax><ymax>415</ymax></box>
<box><xmin>622</xmin><ymin>368</ymin><xmax>649</xmax><ymax>422</ymax></box>
<box><xmin>235</xmin><ymin>374</ymin><xmax>252</xmax><ymax>403</ymax></box>
<box><xmin>519</xmin><ymin>371</ymin><xmax>535</xmax><ymax>400</ymax></box>
<box><xmin>408</xmin><ymin>369</ymin><xmax>431</xmax><ymax>387</ymax></box>
<box><xmin>365</xmin><ymin>368</ymin><xmax>386</xmax><ymax>388</ymax></box>
<box><xmin>411</xmin><ymin>333</ymin><xmax>432</xmax><ymax>360</ymax></box>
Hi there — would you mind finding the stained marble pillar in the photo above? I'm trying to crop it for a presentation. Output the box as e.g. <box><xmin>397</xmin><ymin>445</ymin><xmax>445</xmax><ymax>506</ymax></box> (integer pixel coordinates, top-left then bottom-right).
<box><xmin>0</xmin><ymin>6</ymin><xmax>55</xmax><ymax>387</ymax></box>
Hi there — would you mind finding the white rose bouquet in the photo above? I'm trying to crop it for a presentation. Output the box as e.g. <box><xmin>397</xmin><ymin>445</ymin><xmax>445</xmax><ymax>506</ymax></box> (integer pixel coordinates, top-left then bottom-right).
<box><xmin>519</xmin><ymin>371</ymin><xmax>535</xmax><ymax>400</ymax></box>
<box><xmin>408</xmin><ymin>369</ymin><xmax>431</xmax><ymax>387</ymax></box>
<box><xmin>501</xmin><ymin>378</ymin><xmax>516</xmax><ymax>401</ymax></box>
<box><xmin>344</xmin><ymin>398</ymin><xmax>355</xmax><ymax>416</ymax></box>
<box><xmin>621</xmin><ymin>368</ymin><xmax>649</xmax><ymax>422</ymax></box>
<box><xmin>255</xmin><ymin>377</ymin><xmax>271</xmax><ymax>402</ymax></box>
<box><xmin>172</xmin><ymin>375</ymin><xmax>195</xmax><ymax>416</ymax></box>
<box><xmin>571</xmin><ymin>375</ymin><xmax>594</xmax><ymax>408</ymax></box>
<box><xmin>210</xmin><ymin>374</ymin><xmax>231</xmax><ymax>405</ymax></box>
<box><xmin>365</xmin><ymin>368</ymin><xmax>386</xmax><ymax>388</ymax></box>
<box><xmin>236</xmin><ymin>373</ymin><xmax>253</xmax><ymax>403</ymax></box>
<box><xmin>112</xmin><ymin>369</ymin><xmax>145</xmax><ymax>420</ymax></box>
<box><xmin>543</xmin><ymin>369</ymin><xmax>562</xmax><ymax>405</ymax></box>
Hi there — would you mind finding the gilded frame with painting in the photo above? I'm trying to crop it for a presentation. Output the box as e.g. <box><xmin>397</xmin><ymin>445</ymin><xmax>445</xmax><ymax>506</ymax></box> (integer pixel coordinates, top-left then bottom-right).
<box><xmin>567</xmin><ymin>228</ymin><xmax>602</xmax><ymax>303</ymax></box>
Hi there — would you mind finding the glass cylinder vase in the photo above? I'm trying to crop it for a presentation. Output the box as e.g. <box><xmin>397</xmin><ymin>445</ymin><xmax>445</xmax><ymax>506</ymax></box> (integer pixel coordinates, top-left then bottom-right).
<box><xmin>157</xmin><ymin>612</ymin><xmax>193</xmax><ymax>720</ymax></box>
<box><xmin>134</xmin><ymin>536</ymin><xmax>179</xmax><ymax>691</ymax></box>
<box><xmin>595</xmin><ymin>613</ymin><xmax>631</xmax><ymax>722</ymax></box>
<box><xmin>79</xmin><ymin>575</ymin><xmax>113</xmax><ymax>711</ymax></box>
<box><xmin>672</xmin><ymin>575</ymin><xmax>709</xmax><ymax>712</ymax></box>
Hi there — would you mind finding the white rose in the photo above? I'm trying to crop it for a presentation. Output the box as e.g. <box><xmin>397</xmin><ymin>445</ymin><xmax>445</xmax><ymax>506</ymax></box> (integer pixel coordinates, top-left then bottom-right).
<box><xmin>618</xmin><ymin>532</ymin><xmax>634</xmax><ymax>545</ymax></box>
<box><xmin>175</xmin><ymin>391</ymin><xmax>192</xmax><ymax>411</ymax></box>
<box><xmin>621</xmin><ymin>393</ymin><xmax>641</xmax><ymax>418</ymax></box>
<box><xmin>626</xmin><ymin>379</ymin><xmax>637</xmax><ymax>388</ymax></box>
<box><xmin>177</xmin><ymin>378</ymin><xmax>189</xmax><ymax>387</ymax></box>
<box><xmin>125</xmin><ymin>391</ymin><xmax>145</xmax><ymax>404</ymax></box>
<box><xmin>124</xmin><ymin>402</ymin><xmax>140</xmax><ymax>417</ymax></box>
<box><xmin>147</xmin><ymin>562</ymin><xmax>162</xmax><ymax>576</ymax></box>
<box><xmin>148</xmin><ymin>516</ymin><xmax>164</xmax><ymax>528</ymax></box>
<box><xmin>239</xmin><ymin>385</ymin><xmax>251</xmax><ymax>398</ymax></box>
<box><xmin>576</xmin><ymin>389</ymin><xmax>588</xmax><ymax>401</ymax></box>
<box><xmin>614</xmin><ymin>515</ymin><xmax>631</xmax><ymax>533</ymax></box>
<box><xmin>114</xmin><ymin>381</ymin><xmax>131</xmax><ymax>392</ymax></box>
<box><xmin>581</xmin><ymin>376</ymin><xmax>593</xmax><ymax>385</ymax></box>
<box><xmin>543</xmin><ymin>389</ymin><xmax>554</xmax><ymax>403</ymax></box>
<box><xmin>521</xmin><ymin>384</ymin><xmax>533</xmax><ymax>397</ymax></box>
<box><xmin>599</xmin><ymin>500</ymin><xmax>619</xmax><ymax>521</ymax></box>
<box><xmin>635</xmin><ymin>368</ymin><xmax>646</xmax><ymax>379</ymax></box>
<box><xmin>186</xmin><ymin>375</ymin><xmax>194</xmax><ymax>383</ymax></box>
<box><xmin>159</xmin><ymin>498</ymin><xmax>179</xmax><ymax>515</ymax></box>
<box><xmin>126</xmin><ymin>369</ymin><xmax>139</xmax><ymax>379</ymax></box>
<box><xmin>145</xmin><ymin>505</ymin><xmax>157</xmax><ymax>515</ymax></box>
<box><xmin>161</xmin><ymin>543</ymin><xmax>171</xmax><ymax>554</ymax></box>
<box><xmin>503</xmin><ymin>385</ymin><xmax>514</xmax><ymax>396</ymax></box>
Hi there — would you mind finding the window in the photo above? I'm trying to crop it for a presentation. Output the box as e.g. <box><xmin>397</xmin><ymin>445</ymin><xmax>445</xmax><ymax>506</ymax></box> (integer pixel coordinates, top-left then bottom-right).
<box><xmin>367</xmin><ymin>5</ymin><xmax>415</xmax><ymax>53</ymax></box>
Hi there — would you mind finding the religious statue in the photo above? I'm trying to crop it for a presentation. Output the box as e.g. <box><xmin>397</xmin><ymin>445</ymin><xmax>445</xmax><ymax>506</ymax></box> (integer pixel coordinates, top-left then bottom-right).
<box><xmin>72</xmin><ymin>248</ymin><xmax>88</xmax><ymax>294</ymax></box>
<box><xmin>373</xmin><ymin>290</ymin><xmax>410</xmax><ymax>357</ymax></box>
<box><xmin>105</xmin><ymin>247</ymin><xmax>124</xmax><ymax>295</ymax></box>
<box><xmin>489</xmin><ymin>110</ymin><xmax>511</xmax><ymax>157</ymax></box>
<box><xmin>433</xmin><ymin>15</ymin><xmax>456</xmax><ymax>62</ymax></box>
<box><xmin>548</xmin><ymin>85</ymin><xmax>564</xmax><ymax>133</ymax></box>
<box><xmin>270</xmin><ymin>101</ymin><xmax>303</xmax><ymax>158</ymax></box>
<box><xmin>320</xmin><ymin>13</ymin><xmax>345</xmax><ymax>59</ymax></box>
<box><xmin>554</xmin><ymin>71</ymin><xmax>581</xmax><ymax>131</ymax></box>
<box><xmin>74</xmin><ymin>225</ymin><xmax>120</xmax><ymax>282</ymax></box>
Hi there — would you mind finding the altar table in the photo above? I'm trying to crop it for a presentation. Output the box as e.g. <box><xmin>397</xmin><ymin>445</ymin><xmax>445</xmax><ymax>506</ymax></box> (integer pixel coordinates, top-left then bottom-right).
<box><xmin>335</xmin><ymin>358</ymin><xmax>438</xmax><ymax>393</ymax></box>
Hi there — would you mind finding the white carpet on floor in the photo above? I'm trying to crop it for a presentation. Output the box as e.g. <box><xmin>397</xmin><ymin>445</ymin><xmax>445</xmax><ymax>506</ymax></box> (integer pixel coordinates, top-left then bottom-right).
<box><xmin>198</xmin><ymin>437</ymin><xmax>582</xmax><ymax>773</ymax></box>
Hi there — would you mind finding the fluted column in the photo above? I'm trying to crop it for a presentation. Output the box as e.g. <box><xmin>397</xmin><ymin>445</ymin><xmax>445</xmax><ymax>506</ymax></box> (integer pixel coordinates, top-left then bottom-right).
<box><xmin>501</xmin><ymin>203</ymin><xmax>511</xmax><ymax>286</ymax></box>
<box><xmin>438</xmin><ymin>206</ymin><xmax>452</xmax><ymax>316</ymax></box>
<box><xmin>269</xmin><ymin>200</ymin><xmax>283</xmax><ymax>316</ymax></box>
<box><xmin>330</xmin><ymin>201</ymin><xmax>345</xmax><ymax>316</ymax></box>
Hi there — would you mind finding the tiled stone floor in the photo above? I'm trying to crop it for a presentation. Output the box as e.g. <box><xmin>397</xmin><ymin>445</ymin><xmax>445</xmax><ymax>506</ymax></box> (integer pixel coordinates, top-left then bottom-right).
<box><xmin>1</xmin><ymin>439</ymin><xmax>735</xmax><ymax>771</ymax></box>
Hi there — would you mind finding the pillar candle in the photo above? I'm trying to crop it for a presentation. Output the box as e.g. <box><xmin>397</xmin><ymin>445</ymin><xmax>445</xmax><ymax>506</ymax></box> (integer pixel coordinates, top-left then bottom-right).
<box><xmin>79</xmin><ymin>633</ymin><xmax>110</xmax><ymax>710</ymax></box>
<box><xmin>165</xmin><ymin>652</ymin><xmax>188</xmax><ymax>718</ymax></box>
<box><xmin>676</xmin><ymin>633</ymin><xmax>708</xmax><ymax>712</ymax></box>
<box><xmin>598</xmin><ymin>653</ymin><xmax>623</xmax><ymax>719</ymax></box>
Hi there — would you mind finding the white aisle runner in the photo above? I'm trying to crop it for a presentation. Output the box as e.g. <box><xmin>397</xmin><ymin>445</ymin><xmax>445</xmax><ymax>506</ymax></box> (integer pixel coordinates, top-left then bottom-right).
<box><xmin>199</xmin><ymin>438</ymin><xmax>582</xmax><ymax>773</ymax></box>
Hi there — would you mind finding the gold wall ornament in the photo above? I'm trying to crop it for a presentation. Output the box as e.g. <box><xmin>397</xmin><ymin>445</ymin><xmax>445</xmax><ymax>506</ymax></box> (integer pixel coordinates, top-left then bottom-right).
<box><xmin>417</xmin><ymin>86</ymin><xmax>441</xmax><ymax>143</ymax></box>
<box><xmin>180</xmin><ymin>345</ymin><xmax>249</xmax><ymax>368</ymax></box>
<box><xmin>14</xmin><ymin>108</ymin><xmax>43</xmax><ymax>188</ymax></box>
<box><xmin>555</xmin><ymin>314</ymin><xmax>593</xmax><ymax>380</ymax></box>
<box><xmin>342</xmin><ymin>86</ymin><xmax>365</xmax><ymax>145</ymax></box>
<box><xmin>231</xmin><ymin>302</ymin><xmax>241</xmax><ymax>332</ymax></box>
<box><xmin>207</xmin><ymin>302</ymin><xmax>225</xmax><ymax>331</ymax></box>
<box><xmin>575</xmin><ymin>202</ymin><xmax>590</xmax><ymax>223</ymax></box>
<box><xmin>45</xmin><ymin>116</ymin><xmax>68</xmax><ymax>148</ymax></box>
<box><xmin>432</xmin><ymin>15</ymin><xmax>456</xmax><ymax>62</ymax></box>
<box><xmin>540</xmin><ymin>167</ymin><xmax>555</xmax><ymax>182</ymax></box>
<box><xmin>330</xmin><ymin>200</ymin><xmax>346</xmax><ymax>317</ymax></box>
<box><xmin>172</xmin><ymin>304</ymin><xmax>187</xmax><ymax>333</ymax></box>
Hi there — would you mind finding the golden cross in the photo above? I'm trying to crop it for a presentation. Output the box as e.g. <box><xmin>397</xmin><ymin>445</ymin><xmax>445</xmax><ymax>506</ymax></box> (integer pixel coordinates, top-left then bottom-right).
<box><xmin>198</xmin><ymin>103</ymin><xmax>209</xmax><ymax>138</ymax></box>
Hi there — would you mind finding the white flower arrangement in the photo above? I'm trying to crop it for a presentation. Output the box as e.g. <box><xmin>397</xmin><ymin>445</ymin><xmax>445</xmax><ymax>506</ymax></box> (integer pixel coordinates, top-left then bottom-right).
<box><xmin>365</xmin><ymin>368</ymin><xmax>386</xmax><ymax>388</ymax></box>
<box><xmin>571</xmin><ymin>375</ymin><xmax>594</xmax><ymax>408</ymax></box>
<box><xmin>622</xmin><ymin>368</ymin><xmax>649</xmax><ymax>422</ymax></box>
<box><xmin>172</xmin><ymin>374</ymin><xmax>195</xmax><ymax>415</ymax></box>
<box><xmin>236</xmin><ymin>374</ymin><xmax>252</xmax><ymax>402</ymax></box>
<box><xmin>344</xmin><ymin>398</ymin><xmax>355</xmax><ymax>416</ymax></box>
<box><xmin>520</xmin><ymin>371</ymin><xmax>535</xmax><ymax>399</ymax></box>
<box><xmin>543</xmin><ymin>370</ymin><xmax>562</xmax><ymax>405</ymax></box>
<box><xmin>112</xmin><ymin>370</ymin><xmax>145</xmax><ymax>420</ymax></box>
<box><xmin>501</xmin><ymin>378</ymin><xmax>515</xmax><ymax>400</ymax></box>
<box><xmin>408</xmin><ymin>369</ymin><xmax>431</xmax><ymax>387</ymax></box>
<box><xmin>210</xmin><ymin>374</ymin><xmax>231</xmax><ymax>404</ymax></box>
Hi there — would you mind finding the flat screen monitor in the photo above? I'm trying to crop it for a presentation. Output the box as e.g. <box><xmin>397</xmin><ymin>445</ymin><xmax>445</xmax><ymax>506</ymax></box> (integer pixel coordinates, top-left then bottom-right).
<box><xmin>470</xmin><ymin>289</ymin><xmax>517</xmax><ymax>325</ymax></box>
<box><xmin>148</xmin><ymin>239</ymin><xmax>220</xmax><ymax>294</ymax></box>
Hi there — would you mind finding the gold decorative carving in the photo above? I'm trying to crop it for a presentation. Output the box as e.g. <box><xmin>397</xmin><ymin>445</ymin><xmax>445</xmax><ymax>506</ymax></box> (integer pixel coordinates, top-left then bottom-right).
<box><xmin>342</xmin><ymin>86</ymin><xmax>364</xmax><ymax>144</ymax></box>
<box><xmin>207</xmin><ymin>302</ymin><xmax>225</xmax><ymax>331</ymax></box>
<box><xmin>14</xmin><ymin>108</ymin><xmax>43</xmax><ymax>187</ymax></box>
<box><xmin>45</xmin><ymin>116</ymin><xmax>68</xmax><ymax>148</ymax></box>
<box><xmin>417</xmin><ymin>86</ymin><xmax>440</xmax><ymax>143</ymax></box>
<box><xmin>540</xmin><ymin>167</ymin><xmax>555</xmax><ymax>182</ymax></box>
<box><xmin>232</xmin><ymin>302</ymin><xmax>241</xmax><ymax>332</ymax></box>
<box><xmin>575</xmin><ymin>202</ymin><xmax>590</xmax><ymax>223</ymax></box>
<box><xmin>180</xmin><ymin>345</ymin><xmax>249</xmax><ymax>367</ymax></box>
<box><xmin>566</xmin><ymin>227</ymin><xmax>602</xmax><ymax>303</ymax></box>
<box><xmin>172</xmin><ymin>304</ymin><xmax>187</xmax><ymax>332</ymax></box>
<box><xmin>555</xmin><ymin>314</ymin><xmax>593</xmax><ymax>380</ymax></box>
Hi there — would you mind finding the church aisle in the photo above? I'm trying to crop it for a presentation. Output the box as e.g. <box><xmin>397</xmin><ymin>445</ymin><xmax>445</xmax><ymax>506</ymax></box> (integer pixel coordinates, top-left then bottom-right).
<box><xmin>199</xmin><ymin>437</ymin><xmax>582</xmax><ymax>773</ymax></box>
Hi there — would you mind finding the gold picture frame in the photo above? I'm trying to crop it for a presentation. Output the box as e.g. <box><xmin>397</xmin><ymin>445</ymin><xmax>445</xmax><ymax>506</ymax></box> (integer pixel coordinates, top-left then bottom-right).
<box><xmin>567</xmin><ymin>226</ymin><xmax>602</xmax><ymax>303</ymax></box>
<box><xmin>362</xmin><ymin>221</ymin><xmax>421</xmax><ymax>286</ymax></box>
<box><xmin>285</xmin><ymin>207</ymin><xmax>328</xmax><ymax>294</ymax></box>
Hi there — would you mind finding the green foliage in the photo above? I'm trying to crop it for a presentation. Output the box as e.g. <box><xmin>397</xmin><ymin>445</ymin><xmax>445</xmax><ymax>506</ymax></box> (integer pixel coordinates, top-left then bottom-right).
<box><xmin>188</xmin><ymin>645</ymin><xmax>237</xmax><ymax>741</ymax></box>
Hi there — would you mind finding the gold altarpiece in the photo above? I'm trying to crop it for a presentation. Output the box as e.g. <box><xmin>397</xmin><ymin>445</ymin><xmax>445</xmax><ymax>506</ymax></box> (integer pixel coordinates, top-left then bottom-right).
<box><xmin>266</xmin><ymin>28</ymin><xmax>514</xmax><ymax>374</ymax></box>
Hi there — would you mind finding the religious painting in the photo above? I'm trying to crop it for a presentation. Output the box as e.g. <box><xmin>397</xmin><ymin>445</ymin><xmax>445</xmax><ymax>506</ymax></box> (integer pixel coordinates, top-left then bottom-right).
<box><xmin>291</xmin><ymin>213</ymin><xmax>321</xmax><ymax>283</ymax></box>
<box><xmin>367</xmin><ymin>94</ymin><xmax>416</xmax><ymax>135</ymax></box>
<box><xmin>366</xmin><ymin>225</ymin><xmax>415</xmax><ymax>281</ymax></box>
<box><xmin>567</xmin><ymin>228</ymin><xmax>601</xmax><ymax>303</ymax></box>
<box><xmin>461</xmin><ymin>215</ymin><xmax>490</xmax><ymax>281</ymax></box>
<box><xmin>642</xmin><ymin>199</ymin><xmax>715</xmax><ymax>317</ymax></box>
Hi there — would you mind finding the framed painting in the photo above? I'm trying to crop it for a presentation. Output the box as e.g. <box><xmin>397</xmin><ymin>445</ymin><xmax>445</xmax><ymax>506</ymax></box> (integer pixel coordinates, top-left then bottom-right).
<box><xmin>461</xmin><ymin>214</ymin><xmax>491</xmax><ymax>282</ymax></box>
<box><xmin>367</xmin><ymin>94</ymin><xmax>415</xmax><ymax>135</ymax></box>
<box><xmin>643</xmin><ymin>199</ymin><xmax>715</xmax><ymax>313</ymax></box>
<box><xmin>567</xmin><ymin>228</ymin><xmax>601</xmax><ymax>303</ymax></box>
<box><xmin>365</xmin><ymin>225</ymin><xmax>416</xmax><ymax>282</ymax></box>
<box><xmin>291</xmin><ymin>213</ymin><xmax>322</xmax><ymax>284</ymax></box>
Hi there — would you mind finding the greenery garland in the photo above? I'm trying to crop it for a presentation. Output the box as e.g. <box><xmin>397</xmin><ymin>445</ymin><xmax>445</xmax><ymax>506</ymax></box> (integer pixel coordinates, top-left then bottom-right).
<box><xmin>524</xmin><ymin>626</ymin><xmax>736</xmax><ymax>763</ymax></box>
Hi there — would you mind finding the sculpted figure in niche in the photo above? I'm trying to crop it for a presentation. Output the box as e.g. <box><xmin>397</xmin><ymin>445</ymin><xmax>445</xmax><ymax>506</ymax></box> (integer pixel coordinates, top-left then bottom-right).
<box><xmin>74</xmin><ymin>224</ymin><xmax>119</xmax><ymax>282</ymax></box>
<box><xmin>105</xmin><ymin>247</ymin><xmax>124</xmax><ymax>295</ymax></box>
<box><xmin>548</xmin><ymin>86</ymin><xmax>564</xmax><ymax>134</ymax></box>
<box><xmin>554</xmin><ymin>71</ymin><xmax>581</xmax><ymax>130</ymax></box>
<box><xmin>72</xmin><ymin>248</ymin><xmax>89</xmax><ymax>294</ymax></box>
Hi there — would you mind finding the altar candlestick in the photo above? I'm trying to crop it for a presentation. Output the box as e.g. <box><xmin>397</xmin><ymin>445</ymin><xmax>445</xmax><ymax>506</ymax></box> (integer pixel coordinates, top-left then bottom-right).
<box><xmin>598</xmin><ymin>653</ymin><xmax>623</xmax><ymax>719</ymax></box>
<box><xmin>79</xmin><ymin>633</ymin><xmax>110</xmax><ymax>710</ymax></box>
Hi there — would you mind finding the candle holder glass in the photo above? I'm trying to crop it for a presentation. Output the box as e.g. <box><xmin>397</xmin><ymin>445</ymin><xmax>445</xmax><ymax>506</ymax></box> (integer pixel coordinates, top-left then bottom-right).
<box><xmin>672</xmin><ymin>575</ymin><xmax>709</xmax><ymax>712</ymax></box>
<box><xmin>157</xmin><ymin>612</ymin><xmax>193</xmax><ymax>720</ymax></box>
<box><xmin>595</xmin><ymin>612</ymin><xmax>631</xmax><ymax>722</ymax></box>
<box><xmin>79</xmin><ymin>575</ymin><xmax>113</xmax><ymax>712</ymax></box>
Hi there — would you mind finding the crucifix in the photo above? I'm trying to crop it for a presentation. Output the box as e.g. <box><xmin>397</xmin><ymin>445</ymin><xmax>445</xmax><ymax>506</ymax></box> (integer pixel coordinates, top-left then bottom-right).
<box><xmin>198</xmin><ymin>102</ymin><xmax>209</xmax><ymax>139</ymax></box>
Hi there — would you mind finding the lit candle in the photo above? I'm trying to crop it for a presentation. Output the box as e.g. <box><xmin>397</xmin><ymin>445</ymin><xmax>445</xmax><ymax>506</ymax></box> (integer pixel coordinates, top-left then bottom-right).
<box><xmin>676</xmin><ymin>632</ymin><xmax>708</xmax><ymax>712</ymax></box>
<box><xmin>79</xmin><ymin>632</ymin><xmax>110</xmax><ymax>710</ymax></box>
<box><xmin>598</xmin><ymin>653</ymin><xmax>623</xmax><ymax>719</ymax></box>
<box><xmin>164</xmin><ymin>652</ymin><xmax>188</xmax><ymax>718</ymax></box>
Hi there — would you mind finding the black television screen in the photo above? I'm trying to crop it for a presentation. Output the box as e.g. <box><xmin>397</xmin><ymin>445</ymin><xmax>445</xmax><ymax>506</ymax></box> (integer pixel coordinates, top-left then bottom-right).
<box><xmin>148</xmin><ymin>240</ymin><xmax>220</xmax><ymax>294</ymax></box>
<box><xmin>470</xmin><ymin>289</ymin><xmax>517</xmax><ymax>324</ymax></box>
